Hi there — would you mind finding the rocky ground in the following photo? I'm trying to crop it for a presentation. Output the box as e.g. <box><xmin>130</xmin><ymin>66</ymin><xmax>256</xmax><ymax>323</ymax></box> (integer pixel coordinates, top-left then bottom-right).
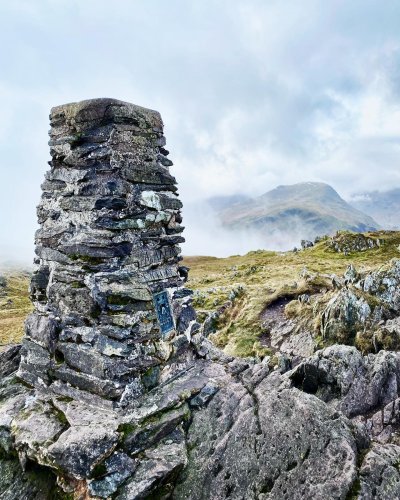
<box><xmin>3</xmin><ymin>231</ymin><xmax>400</xmax><ymax>498</ymax></box>
<box><xmin>3</xmin><ymin>327</ymin><xmax>400</xmax><ymax>498</ymax></box>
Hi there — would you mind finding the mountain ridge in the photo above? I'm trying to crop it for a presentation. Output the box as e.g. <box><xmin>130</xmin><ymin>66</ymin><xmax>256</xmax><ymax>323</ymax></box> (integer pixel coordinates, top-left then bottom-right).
<box><xmin>209</xmin><ymin>182</ymin><xmax>379</xmax><ymax>244</ymax></box>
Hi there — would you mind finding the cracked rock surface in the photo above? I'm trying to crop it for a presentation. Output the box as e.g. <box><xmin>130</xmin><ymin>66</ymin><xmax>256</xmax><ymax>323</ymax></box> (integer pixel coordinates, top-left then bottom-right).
<box><xmin>4</xmin><ymin>340</ymin><xmax>400</xmax><ymax>498</ymax></box>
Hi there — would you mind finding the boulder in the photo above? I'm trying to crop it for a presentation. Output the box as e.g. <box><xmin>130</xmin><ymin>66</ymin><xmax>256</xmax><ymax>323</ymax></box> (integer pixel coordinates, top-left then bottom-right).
<box><xmin>290</xmin><ymin>345</ymin><xmax>399</xmax><ymax>418</ymax></box>
<box><xmin>46</xmin><ymin>425</ymin><xmax>119</xmax><ymax>479</ymax></box>
<box><xmin>321</xmin><ymin>289</ymin><xmax>371</xmax><ymax>343</ymax></box>
<box><xmin>174</xmin><ymin>371</ymin><xmax>357</xmax><ymax>500</ymax></box>
<box><xmin>301</xmin><ymin>239</ymin><xmax>314</xmax><ymax>249</ymax></box>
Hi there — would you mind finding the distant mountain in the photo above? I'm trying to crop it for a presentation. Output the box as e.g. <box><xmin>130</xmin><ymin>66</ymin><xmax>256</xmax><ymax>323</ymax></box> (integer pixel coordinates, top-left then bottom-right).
<box><xmin>350</xmin><ymin>189</ymin><xmax>400</xmax><ymax>229</ymax></box>
<box><xmin>212</xmin><ymin>182</ymin><xmax>379</xmax><ymax>244</ymax></box>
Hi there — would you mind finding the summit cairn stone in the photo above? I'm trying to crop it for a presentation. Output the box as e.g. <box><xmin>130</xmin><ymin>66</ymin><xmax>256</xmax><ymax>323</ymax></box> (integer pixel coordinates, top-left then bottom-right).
<box><xmin>18</xmin><ymin>98</ymin><xmax>193</xmax><ymax>406</ymax></box>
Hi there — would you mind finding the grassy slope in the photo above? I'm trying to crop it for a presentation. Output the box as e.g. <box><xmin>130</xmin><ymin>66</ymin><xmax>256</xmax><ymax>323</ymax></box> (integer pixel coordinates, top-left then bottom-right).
<box><xmin>0</xmin><ymin>272</ymin><xmax>32</xmax><ymax>346</ymax></box>
<box><xmin>2</xmin><ymin>230</ymin><xmax>400</xmax><ymax>356</ymax></box>
<box><xmin>183</xmin><ymin>230</ymin><xmax>400</xmax><ymax>357</ymax></box>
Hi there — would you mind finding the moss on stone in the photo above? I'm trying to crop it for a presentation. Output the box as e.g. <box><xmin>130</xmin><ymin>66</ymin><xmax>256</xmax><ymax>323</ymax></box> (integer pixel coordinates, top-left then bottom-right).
<box><xmin>77</xmin><ymin>256</ymin><xmax>105</xmax><ymax>265</ymax></box>
<box><xmin>107</xmin><ymin>295</ymin><xmax>132</xmax><ymax>306</ymax></box>
<box><xmin>90</xmin><ymin>460</ymin><xmax>107</xmax><ymax>479</ymax></box>
<box><xmin>70</xmin><ymin>281</ymin><xmax>85</xmax><ymax>289</ymax></box>
<box><xmin>345</xmin><ymin>477</ymin><xmax>361</xmax><ymax>500</ymax></box>
<box><xmin>51</xmin><ymin>405</ymin><xmax>69</xmax><ymax>427</ymax></box>
<box><xmin>118</xmin><ymin>422</ymin><xmax>137</xmax><ymax>439</ymax></box>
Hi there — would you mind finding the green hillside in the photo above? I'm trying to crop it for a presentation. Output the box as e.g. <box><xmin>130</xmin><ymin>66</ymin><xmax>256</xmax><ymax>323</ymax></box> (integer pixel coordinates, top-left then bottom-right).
<box><xmin>184</xmin><ymin>230</ymin><xmax>400</xmax><ymax>357</ymax></box>
<box><xmin>2</xmin><ymin>230</ymin><xmax>400</xmax><ymax>360</ymax></box>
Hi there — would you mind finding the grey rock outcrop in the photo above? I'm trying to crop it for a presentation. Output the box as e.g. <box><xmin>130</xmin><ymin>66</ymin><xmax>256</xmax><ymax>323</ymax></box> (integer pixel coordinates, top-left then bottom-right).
<box><xmin>315</xmin><ymin>259</ymin><xmax>400</xmax><ymax>350</ymax></box>
<box><xmin>175</xmin><ymin>369</ymin><xmax>358</xmax><ymax>500</ymax></box>
<box><xmin>321</xmin><ymin>288</ymin><xmax>372</xmax><ymax>342</ymax></box>
<box><xmin>328</xmin><ymin>232</ymin><xmax>382</xmax><ymax>254</ymax></box>
<box><xmin>358</xmin><ymin>444</ymin><xmax>400</xmax><ymax>498</ymax></box>
<box><xmin>301</xmin><ymin>239</ymin><xmax>314</xmax><ymax>249</ymax></box>
<box><xmin>290</xmin><ymin>345</ymin><xmax>399</xmax><ymax>418</ymax></box>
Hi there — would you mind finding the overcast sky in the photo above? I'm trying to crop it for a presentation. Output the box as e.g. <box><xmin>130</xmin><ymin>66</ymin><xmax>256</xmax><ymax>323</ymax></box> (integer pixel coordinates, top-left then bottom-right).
<box><xmin>1</xmin><ymin>0</ymin><xmax>400</xmax><ymax>261</ymax></box>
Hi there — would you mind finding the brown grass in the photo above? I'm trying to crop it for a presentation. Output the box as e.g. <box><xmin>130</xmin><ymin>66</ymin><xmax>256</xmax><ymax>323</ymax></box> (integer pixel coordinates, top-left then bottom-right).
<box><xmin>0</xmin><ymin>272</ymin><xmax>32</xmax><ymax>346</ymax></box>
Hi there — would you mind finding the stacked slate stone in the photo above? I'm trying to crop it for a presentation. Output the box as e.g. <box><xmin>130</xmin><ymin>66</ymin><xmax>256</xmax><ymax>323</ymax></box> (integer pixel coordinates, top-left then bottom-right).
<box><xmin>18</xmin><ymin>98</ymin><xmax>196</xmax><ymax>406</ymax></box>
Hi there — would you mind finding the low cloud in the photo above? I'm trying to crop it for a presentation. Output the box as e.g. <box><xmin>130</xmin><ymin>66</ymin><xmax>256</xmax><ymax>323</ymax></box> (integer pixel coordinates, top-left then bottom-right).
<box><xmin>181</xmin><ymin>201</ymin><xmax>315</xmax><ymax>257</ymax></box>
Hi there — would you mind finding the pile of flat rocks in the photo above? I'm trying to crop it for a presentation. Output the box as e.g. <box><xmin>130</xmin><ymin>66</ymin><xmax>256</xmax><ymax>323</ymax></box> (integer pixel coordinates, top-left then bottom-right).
<box><xmin>19</xmin><ymin>98</ymin><xmax>196</xmax><ymax>406</ymax></box>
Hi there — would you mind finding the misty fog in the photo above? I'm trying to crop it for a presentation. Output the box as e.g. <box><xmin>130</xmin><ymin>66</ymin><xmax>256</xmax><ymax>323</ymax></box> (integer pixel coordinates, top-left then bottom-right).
<box><xmin>181</xmin><ymin>201</ymin><xmax>308</xmax><ymax>257</ymax></box>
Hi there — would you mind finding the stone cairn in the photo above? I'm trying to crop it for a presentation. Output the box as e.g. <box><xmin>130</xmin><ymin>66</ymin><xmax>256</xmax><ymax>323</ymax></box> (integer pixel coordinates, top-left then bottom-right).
<box><xmin>18</xmin><ymin>98</ymin><xmax>196</xmax><ymax>407</ymax></box>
